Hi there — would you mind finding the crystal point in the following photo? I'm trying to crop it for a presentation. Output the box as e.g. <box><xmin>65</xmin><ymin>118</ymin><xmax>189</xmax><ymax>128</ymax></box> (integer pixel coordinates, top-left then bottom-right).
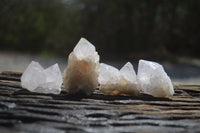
<box><xmin>137</xmin><ymin>60</ymin><xmax>174</xmax><ymax>97</ymax></box>
<box><xmin>120</xmin><ymin>62</ymin><xmax>137</xmax><ymax>83</ymax></box>
<box><xmin>98</xmin><ymin>62</ymin><xmax>139</xmax><ymax>96</ymax></box>
<box><xmin>63</xmin><ymin>38</ymin><xmax>100</xmax><ymax>95</ymax></box>
<box><xmin>73</xmin><ymin>38</ymin><xmax>99</xmax><ymax>63</ymax></box>
<box><xmin>98</xmin><ymin>63</ymin><xmax>121</xmax><ymax>85</ymax></box>
<box><xmin>21</xmin><ymin>61</ymin><xmax>62</xmax><ymax>94</ymax></box>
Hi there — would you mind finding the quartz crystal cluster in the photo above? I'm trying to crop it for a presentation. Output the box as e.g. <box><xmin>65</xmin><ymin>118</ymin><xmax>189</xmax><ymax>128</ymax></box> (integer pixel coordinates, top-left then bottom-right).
<box><xmin>21</xmin><ymin>37</ymin><xmax>174</xmax><ymax>98</ymax></box>
<box><xmin>137</xmin><ymin>60</ymin><xmax>174</xmax><ymax>97</ymax></box>
<box><xmin>63</xmin><ymin>38</ymin><xmax>100</xmax><ymax>95</ymax></box>
<box><xmin>21</xmin><ymin>61</ymin><xmax>63</xmax><ymax>94</ymax></box>
<box><xmin>98</xmin><ymin>62</ymin><xmax>140</xmax><ymax>96</ymax></box>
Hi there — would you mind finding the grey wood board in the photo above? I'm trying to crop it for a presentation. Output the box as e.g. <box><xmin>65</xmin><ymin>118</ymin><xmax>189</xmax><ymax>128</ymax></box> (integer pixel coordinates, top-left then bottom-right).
<box><xmin>0</xmin><ymin>71</ymin><xmax>199</xmax><ymax>133</ymax></box>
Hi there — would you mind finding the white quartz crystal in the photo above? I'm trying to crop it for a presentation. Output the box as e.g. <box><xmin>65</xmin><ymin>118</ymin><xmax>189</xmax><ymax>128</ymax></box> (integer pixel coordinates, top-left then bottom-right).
<box><xmin>120</xmin><ymin>62</ymin><xmax>137</xmax><ymax>83</ymax></box>
<box><xmin>21</xmin><ymin>61</ymin><xmax>63</xmax><ymax>94</ymax></box>
<box><xmin>63</xmin><ymin>38</ymin><xmax>100</xmax><ymax>95</ymax></box>
<box><xmin>137</xmin><ymin>60</ymin><xmax>174</xmax><ymax>97</ymax></box>
<box><xmin>98</xmin><ymin>62</ymin><xmax>139</xmax><ymax>96</ymax></box>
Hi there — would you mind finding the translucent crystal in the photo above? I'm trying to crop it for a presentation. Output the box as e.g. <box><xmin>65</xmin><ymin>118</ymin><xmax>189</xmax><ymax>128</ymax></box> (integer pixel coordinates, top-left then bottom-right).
<box><xmin>120</xmin><ymin>62</ymin><xmax>137</xmax><ymax>83</ymax></box>
<box><xmin>98</xmin><ymin>62</ymin><xmax>139</xmax><ymax>96</ymax></box>
<box><xmin>63</xmin><ymin>38</ymin><xmax>100</xmax><ymax>95</ymax></box>
<box><xmin>137</xmin><ymin>60</ymin><xmax>174</xmax><ymax>97</ymax></box>
<box><xmin>73</xmin><ymin>38</ymin><xmax>99</xmax><ymax>63</ymax></box>
<box><xmin>21</xmin><ymin>61</ymin><xmax>63</xmax><ymax>94</ymax></box>
<box><xmin>98</xmin><ymin>63</ymin><xmax>121</xmax><ymax>85</ymax></box>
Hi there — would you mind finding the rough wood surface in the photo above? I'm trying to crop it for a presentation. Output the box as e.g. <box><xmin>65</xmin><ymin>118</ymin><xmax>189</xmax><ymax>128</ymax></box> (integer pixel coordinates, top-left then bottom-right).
<box><xmin>0</xmin><ymin>71</ymin><xmax>199</xmax><ymax>133</ymax></box>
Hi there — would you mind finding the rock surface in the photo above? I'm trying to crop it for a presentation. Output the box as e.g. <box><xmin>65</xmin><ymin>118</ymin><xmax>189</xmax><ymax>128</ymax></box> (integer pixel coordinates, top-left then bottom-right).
<box><xmin>21</xmin><ymin>61</ymin><xmax>62</xmax><ymax>94</ymax></box>
<box><xmin>98</xmin><ymin>62</ymin><xmax>139</xmax><ymax>96</ymax></box>
<box><xmin>63</xmin><ymin>38</ymin><xmax>100</xmax><ymax>95</ymax></box>
<box><xmin>137</xmin><ymin>59</ymin><xmax>174</xmax><ymax>97</ymax></box>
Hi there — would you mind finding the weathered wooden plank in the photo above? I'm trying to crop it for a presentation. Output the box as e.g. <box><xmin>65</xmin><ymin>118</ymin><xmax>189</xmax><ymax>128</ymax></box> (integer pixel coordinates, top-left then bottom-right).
<box><xmin>0</xmin><ymin>71</ymin><xmax>199</xmax><ymax>133</ymax></box>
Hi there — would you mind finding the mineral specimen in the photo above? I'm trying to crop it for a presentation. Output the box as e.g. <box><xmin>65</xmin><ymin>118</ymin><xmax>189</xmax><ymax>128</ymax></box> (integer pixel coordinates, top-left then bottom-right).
<box><xmin>137</xmin><ymin>60</ymin><xmax>174</xmax><ymax>97</ymax></box>
<box><xmin>21</xmin><ymin>61</ymin><xmax>63</xmax><ymax>94</ymax></box>
<box><xmin>98</xmin><ymin>62</ymin><xmax>139</xmax><ymax>96</ymax></box>
<box><xmin>63</xmin><ymin>38</ymin><xmax>100</xmax><ymax>95</ymax></box>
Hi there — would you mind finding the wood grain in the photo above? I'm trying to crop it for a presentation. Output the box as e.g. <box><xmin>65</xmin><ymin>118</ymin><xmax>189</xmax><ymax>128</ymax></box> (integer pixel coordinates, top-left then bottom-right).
<box><xmin>0</xmin><ymin>71</ymin><xmax>199</xmax><ymax>133</ymax></box>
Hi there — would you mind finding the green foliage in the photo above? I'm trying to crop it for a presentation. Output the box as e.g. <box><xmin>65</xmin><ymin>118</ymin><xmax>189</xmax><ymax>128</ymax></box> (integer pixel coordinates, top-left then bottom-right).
<box><xmin>0</xmin><ymin>0</ymin><xmax>200</xmax><ymax>59</ymax></box>
<box><xmin>0</xmin><ymin>0</ymin><xmax>81</xmax><ymax>55</ymax></box>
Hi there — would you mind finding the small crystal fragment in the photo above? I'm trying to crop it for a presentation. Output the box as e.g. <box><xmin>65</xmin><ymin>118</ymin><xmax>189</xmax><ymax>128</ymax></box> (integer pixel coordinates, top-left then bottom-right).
<box><xmin>63</xmin><ymin>38</ymin><xmax>100</xmax><ymax>95</ymax></box>
<box><xmin>98</xmin><ymin>62</ymin><xmax>139</xmax><ymax>96</ymax></box>
<box><xmin>137</xmin><ymin>60</ymin><xmax>174</xmax><ymax>97</ymax></box>
<box><xmin>21</xmin><ymin>61</ymin><xmax>63</xmax><ymax>94</ymax></box>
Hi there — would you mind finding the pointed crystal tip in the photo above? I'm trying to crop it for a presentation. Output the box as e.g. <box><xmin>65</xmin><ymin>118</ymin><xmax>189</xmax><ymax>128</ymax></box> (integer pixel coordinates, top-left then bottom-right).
<box><xmin>137</xmin><ymin>59</ymin><xmax>174</xmax><ymax>97</ymax></box>
<box><xmin>21</xmin><ymin>61</ymin><xmax>63</xmax><ymax>94</ymax></box>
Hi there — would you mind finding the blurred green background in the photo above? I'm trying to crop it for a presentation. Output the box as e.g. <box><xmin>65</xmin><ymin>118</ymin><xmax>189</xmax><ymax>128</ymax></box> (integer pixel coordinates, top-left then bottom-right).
<box><xmin>0</xmin><ymin>0</ymin><xmax>200</xmax><ymax>61</ymax></box>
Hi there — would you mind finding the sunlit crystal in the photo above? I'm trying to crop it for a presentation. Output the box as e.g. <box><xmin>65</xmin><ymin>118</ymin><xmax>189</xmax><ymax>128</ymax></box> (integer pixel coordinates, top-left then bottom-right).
<box><xmin>98</xmin><ymin>62</ymin><xmax>139</xmax><ymax>96</ymax></box>
<box><xmin>137</xmin><ymin>60</ymin><xmax>174</xmax><ymax>97</ymax></box>
<box><xmin>63</xmin><ymin>38</ymin><xmax>100</xmax><ymax>95</ymax></box>
<box><xmin>21</xmin><ymin>61</ymin><xmax>62</xmax><ymax>94</ymax></box>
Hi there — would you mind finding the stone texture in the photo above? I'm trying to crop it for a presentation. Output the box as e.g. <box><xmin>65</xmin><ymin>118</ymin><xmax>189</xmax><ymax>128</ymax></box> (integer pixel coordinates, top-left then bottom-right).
<box><xmin>137</xmin><ymin>59</ymin><xmax>174</xmax><ymax>97</ymax></box>
<box><xmin>63</xmin><ymin>38</ymin><xmax>100</xmax><ymax>95</ymax></box>
<box><xmin>98</xmin><ymin>62</ymin><xmax>139</xmax><ymax>96</ymax></box>
<box><xmin>21</xmin><ymin>61</ymin><xmax>62</xmax><ymax>94</ymax></box>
